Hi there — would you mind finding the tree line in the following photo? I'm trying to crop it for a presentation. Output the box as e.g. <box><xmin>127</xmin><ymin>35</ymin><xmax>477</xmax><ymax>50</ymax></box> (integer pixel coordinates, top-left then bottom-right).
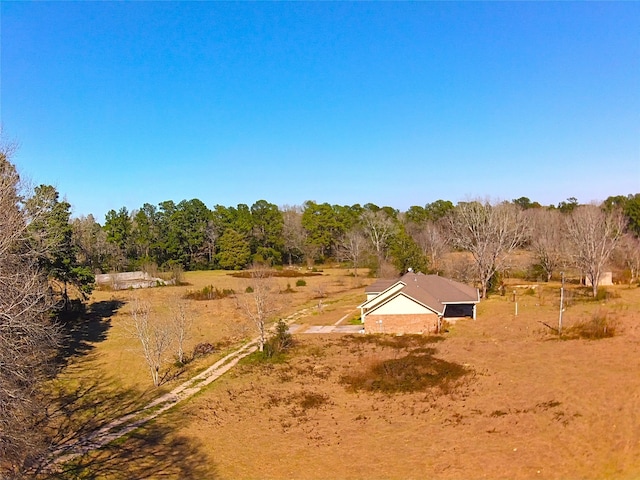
<box><xmin>74</xmin><ymin>195</ymin><xmax>637</xmax><ymax>289</ymax></box>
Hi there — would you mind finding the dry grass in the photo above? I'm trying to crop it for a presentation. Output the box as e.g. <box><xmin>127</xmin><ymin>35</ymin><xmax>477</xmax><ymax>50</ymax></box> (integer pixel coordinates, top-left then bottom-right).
<box><xmin>59</xmin><ymin>275</ymin><xmax>640</xmax><ymax>479</ymax></box>
<box><xmin>56</xmin><ymin>268</ymin><xmax>373</xmax><ymax>402</ymax></box>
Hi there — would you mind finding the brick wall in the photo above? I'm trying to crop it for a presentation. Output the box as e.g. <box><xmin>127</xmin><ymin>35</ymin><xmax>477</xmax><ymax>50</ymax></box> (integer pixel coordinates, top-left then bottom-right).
<box><xmin>364</xmin><ymin>313</ymin><xmax>439</xmax><ymax>335</ymax></box>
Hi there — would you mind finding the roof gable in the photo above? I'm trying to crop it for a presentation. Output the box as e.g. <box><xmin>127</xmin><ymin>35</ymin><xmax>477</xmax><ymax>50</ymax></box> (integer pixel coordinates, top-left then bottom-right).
<box><xmin>361</xmin><ymin>272</ymin><xmax>479</xmax><ymax>315</ymax></box>
<box><xmin>367</xmin><ymin>292</ymin><xmax>439</xmax><ymax>316</ymax></box>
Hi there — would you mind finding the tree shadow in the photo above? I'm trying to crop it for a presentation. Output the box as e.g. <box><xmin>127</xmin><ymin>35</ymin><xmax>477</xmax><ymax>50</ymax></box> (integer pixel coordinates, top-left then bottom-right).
<box><xmin>52</xmin><ymin>422</ymin><xmax>215</xmax><ymax>479</ymax></box>
<box><xmin>20</xmin><ymin>373</ymin><xmax>216</xmax><ymax>479</ymax></box>
<box><xmin>58</xmin><ymin>299</ymin><xmax>125</xmax><ymax>361</ymax></box>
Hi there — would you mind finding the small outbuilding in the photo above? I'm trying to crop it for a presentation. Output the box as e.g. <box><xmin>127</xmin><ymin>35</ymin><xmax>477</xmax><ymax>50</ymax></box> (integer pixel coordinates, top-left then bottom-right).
<box><xmin>359</xmin><ymin>272</ymin><xmax>480</xmax><ymax>334</ymax></box>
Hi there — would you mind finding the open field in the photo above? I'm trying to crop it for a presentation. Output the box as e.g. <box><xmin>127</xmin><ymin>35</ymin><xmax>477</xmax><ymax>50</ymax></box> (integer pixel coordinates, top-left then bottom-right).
<box><xmin>59</xmin><ymin>273</ymin><xmax>640</xmax><ymax>479</ymax></box>
<box><xmin>59</xmin><ymin>268</ymin><xmax>370</xmax><ymax>398</ymax></box>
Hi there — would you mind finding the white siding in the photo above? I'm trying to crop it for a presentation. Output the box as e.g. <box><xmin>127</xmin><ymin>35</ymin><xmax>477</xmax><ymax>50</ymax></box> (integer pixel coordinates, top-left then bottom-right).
<box><xmin>361</xmin><ymin>283</ymin><xmax>405</xmax><ymax>309</ymax></box>
<box><xmin>371</xmin><ymin>294</ymin><xmax>435</xmax><ymax>315</ymax></box>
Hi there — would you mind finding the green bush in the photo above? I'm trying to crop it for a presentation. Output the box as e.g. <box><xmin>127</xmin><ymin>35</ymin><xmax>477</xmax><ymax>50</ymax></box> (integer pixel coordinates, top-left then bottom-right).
<box><xmin>263</xmin><ymin>320</ymin><xmax>294</xmax><ymax>359</ymax></box>
<box><xmin>295</xmin><ymin>279</ymin><xmax>306</xmax><ymax>287</ymax></box>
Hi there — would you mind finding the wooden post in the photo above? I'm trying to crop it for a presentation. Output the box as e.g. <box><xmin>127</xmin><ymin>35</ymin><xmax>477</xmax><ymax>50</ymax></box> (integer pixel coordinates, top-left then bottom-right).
<box><xmin>558</xmin><ymin>272</ymin><xmax>565</xmax><ymax>335</ymax></box>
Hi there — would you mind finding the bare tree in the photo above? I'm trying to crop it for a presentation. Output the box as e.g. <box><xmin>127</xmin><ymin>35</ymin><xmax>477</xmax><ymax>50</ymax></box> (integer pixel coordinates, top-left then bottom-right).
<box><xmin>236</xmin><ymin>264</ymin><xmax>279</xmax><ymax>352</ymax></box>
<box><xmin>71</xmin><ymin>214</ymin><xmax>112</xmax><ymax>272</ymax></box>
<box><xmin>281</xmin><ymin>205</ymin><xmax>306</xmax><ymax>266</ymax></box>
<box><xmin>407</xmin><ymin>219</ymin><xmax>449</xmax><ymax>274</ymax></box>
<box><xmin>361</xmin><ymin>209</ymin><xmax>396</xmax><ymax>259</ymax></box>
<box><xmin>0</xmin><ymin>139</ymin><xmax>60</xmax><ymax>476</ymax></box>
<box><xmin>336</xmin><ymin>227</ymin><xmax>369</xmax><ymax>277</ymax></box>
<box><xmin>564</xmin><ymin>204</ymin><xmax>626</xmax><ymax>296</ymax></box>
<box><xmin>527</xmin><ymin>208</ymin><xmax>567</xmax><ymax>281</ymax></box>
<box><xmin>204</xmin><ymin>219</ymin><xmax>218</xmax><ymax>266</ymax></box>
<box><xmin>447</xmin><ymin>200</ymin><xmax>529</xmax><ymax>298</ymax></box>
<box><xmin>616</xmin><ymin>233</ymin><xmax>640</xmax><ymax>286</ymax></box>
<box><xmin>170</xmin><ymin>300</ymin><xmax>192</xmax><ymax>364</ymax></box>
<box><xmin>130</xmin><ymin>299</ymin><xmax>173</xmax><ymax>386</ymax></box>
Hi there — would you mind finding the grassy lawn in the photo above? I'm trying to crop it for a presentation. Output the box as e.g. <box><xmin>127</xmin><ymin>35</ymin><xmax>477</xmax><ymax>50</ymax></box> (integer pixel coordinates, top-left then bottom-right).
<box><xmin>57</xmin><ymin>273</ymin><xmax>640</xmax><ymax>479</ymax></box>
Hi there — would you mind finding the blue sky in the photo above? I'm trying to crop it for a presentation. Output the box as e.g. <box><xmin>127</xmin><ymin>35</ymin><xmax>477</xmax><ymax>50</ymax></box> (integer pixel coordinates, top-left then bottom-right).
<box><xmin>2</xmin><ymin>1</ymin><xmax>639</xmax><ymax>222</ymax></box>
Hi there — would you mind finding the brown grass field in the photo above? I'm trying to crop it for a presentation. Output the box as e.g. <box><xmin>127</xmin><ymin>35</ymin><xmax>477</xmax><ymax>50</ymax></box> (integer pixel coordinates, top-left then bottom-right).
<box><xmin>59</xmin><ymin>269</ymin><xmax>640</xmax><ymax>480</ymax></box>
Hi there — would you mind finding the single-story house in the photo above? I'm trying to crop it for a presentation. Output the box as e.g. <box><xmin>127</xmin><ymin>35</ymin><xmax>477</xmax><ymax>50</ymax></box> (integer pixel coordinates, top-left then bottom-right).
<box><xmin>359</xmin><ymin>272</ymin><xmax>480</xmax><ymax>334</ymax></box>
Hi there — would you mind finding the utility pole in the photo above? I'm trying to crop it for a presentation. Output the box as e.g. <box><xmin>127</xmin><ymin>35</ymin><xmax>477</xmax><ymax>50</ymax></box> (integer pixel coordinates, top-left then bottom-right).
<box><xmin>558</xmin><ymin>272</ymin><xmax>565</xmax><ymax>335</ymax></box>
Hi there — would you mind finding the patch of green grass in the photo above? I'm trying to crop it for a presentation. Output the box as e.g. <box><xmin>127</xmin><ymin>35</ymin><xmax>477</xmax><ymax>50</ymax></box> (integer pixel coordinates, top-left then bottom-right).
<box><xmin>241</xmin><ymin>350</ymin><xmax>289</xmax><ymax>365</ymax></box>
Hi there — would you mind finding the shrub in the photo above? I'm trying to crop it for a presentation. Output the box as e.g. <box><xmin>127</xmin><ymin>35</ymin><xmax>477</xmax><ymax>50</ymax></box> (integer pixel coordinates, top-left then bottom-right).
<box><xmin>564</xmin><ymin>310</ymin><xmax>617</xmax><ymax>340</ymax></box>
<box><xmin>184</xmin><ymin>285</ymin><xmax>235</xmax><ymax>301</ymax></box>
<box><xmin>192</xmin><ymin>342</ymin><xmax>215</xmax><ymax>359</ymax></box>
<box><xmin>263</xmin><ymin>320</ymin><xmax>294</xmax><ymax>359</ymax></box>
<box><xmin>295</xmin><ymin>279</ymin><xmax>306</xmax><ymax>287</ymax></box>
<box><xmin>245</xmin><ymin>286</ymin><xmax>254</xmax><ymax>293</ymax></box>
<box><xmin>340</xmin><ymin>353</ymin><xmax>468</xmax><ymax>394</ymax></box>
<box><xmin>594</xmin><ymin>287</ymin><xmax>620</xmax><ymax>302</ymax></box>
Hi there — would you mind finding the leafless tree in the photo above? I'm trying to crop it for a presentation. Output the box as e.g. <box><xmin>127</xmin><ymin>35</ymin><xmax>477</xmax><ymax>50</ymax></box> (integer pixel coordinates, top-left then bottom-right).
<box><xmin>615</xmin><ymin>233</ymin><xmax>640</xmax><ymax>286</ymax></box>
<box><xmin>361</xmin><ymin>209</ymin><xmax>396</xmax><ymax>259</ymax></box>
<box><xmin>281</xmin><ymin>205</ymin><xmax>306</xmax><ymax>266</ymax></box>
<box><xmin>204</xmin><ymin>219</ymin><xmax>218</xmax><ymax>265</ymax></box>
<box><xmin>407</xmin><ymin>219</ymin><xmax>449</xmax><ymax>274</ymax></box>
<box><xmin>236</xmin><ymin>264</ymin><xmax>279</xmax><ymax>352</ymax></box>
<box><xmin>447</xmin><ymin>200</ymin><xmax>529</xmax><ymax>298</ymax></box>
<box><xmin>527</xmin><ymin>208</ymin><xmax>567</xmax><ymax>281</ymax></box>
<box><xmin>130</xmin><ymin>299</ymin><xmax>173</xmax><ymax>386</ymax></box>
<box><xmin>170</xmin><ymin>300</ymin><xmax>192</xmax><ymax>364</ymax></box>
<box><xmin>71</xmin><ymin>214</ymin><xmax>111</xmax><ymax>272</ymax></box>
<box><xmin>0</xmin><ymin>139</ymin><xmax>60</xmax><ymax>476</ymax></box>
<box><xmin>443</xmin><ymin>253</ymin><xmax>476</xmax><ymax>284</ymax></box>
<box><xmin>564</xmin><ymin>204</ymin><xmax>626</xmax><ymax>296</ymax></box>
<box><xmin>336</xmin><ymin>227</ymin><xmax>369</xmax><ymax>277</ymax></box>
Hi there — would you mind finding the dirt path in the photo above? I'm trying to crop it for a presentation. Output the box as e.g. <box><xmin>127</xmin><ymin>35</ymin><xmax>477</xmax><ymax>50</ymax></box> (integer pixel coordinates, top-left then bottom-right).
<box><xmin>53</xmin><ymin>305</ymin><xmax>315</xmax><ymax>465</ymax></box>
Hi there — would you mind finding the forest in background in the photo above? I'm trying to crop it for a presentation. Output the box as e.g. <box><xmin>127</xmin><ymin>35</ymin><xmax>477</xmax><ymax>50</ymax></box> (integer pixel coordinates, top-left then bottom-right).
<box><xmin>65</xmin><ymin>193</ymin><xmax>640</xmax><ymax>296</ymax></box>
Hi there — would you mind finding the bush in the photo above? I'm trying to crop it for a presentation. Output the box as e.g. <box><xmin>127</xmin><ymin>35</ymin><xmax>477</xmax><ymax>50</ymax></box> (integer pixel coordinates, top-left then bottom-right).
<box><xmin>594</xmin><ymin>287</ymin><xmax>620</xmax><ymax>302</ymax></box>
<box><xmin>263</xmin><ymin>320</ymin><xmax>294</xmax><ymax>359</ymax></box>
<box><xmin>192</xmin><ymin>342</ymin><xmax>215</xmax><ymax>359</ymax></box>
<box><xmin>295</xmin><ymin>279</ymin><xmax>306</xmax><ymax>287</ymax></box>
<box><xmin>564</xmin><ymin>310</ymin><xmax>617</xmax><ymax>340</ymax></box>
<box><xmin>245</xmin><ymin>286</ymin><xmax>254</xmax><ymax>293</ymax></box>
<box><xmin>184</xmin><ymin>285</ymin><xmax>235</xmax><ymax>300</ymax></box>
<box><xmin>340</xmin><ymin>353</ymin><xmax>468</xmax><ymax>394</ymax></box>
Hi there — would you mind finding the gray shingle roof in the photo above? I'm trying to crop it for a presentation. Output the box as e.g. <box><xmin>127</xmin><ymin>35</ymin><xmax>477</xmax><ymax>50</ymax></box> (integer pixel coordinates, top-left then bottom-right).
<box><xmin>363</xmin><ymin>272</ymin><xmax>479</xmax><ymax>315</ymax></box>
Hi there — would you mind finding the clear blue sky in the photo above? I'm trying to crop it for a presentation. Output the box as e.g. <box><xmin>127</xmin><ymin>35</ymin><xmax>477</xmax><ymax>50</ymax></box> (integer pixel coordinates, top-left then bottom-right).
<box><xmin>2</xmin><ymin>1</ymin><xmax>639</xmax><ymax>222</ymax></box>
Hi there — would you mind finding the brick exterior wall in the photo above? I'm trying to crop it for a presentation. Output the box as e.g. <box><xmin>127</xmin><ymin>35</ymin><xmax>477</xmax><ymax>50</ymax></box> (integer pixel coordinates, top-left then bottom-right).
<box><xmin>364</xmin><ymin>313</ymin><xmax>439</xmax><ymax>335</ymax></box>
